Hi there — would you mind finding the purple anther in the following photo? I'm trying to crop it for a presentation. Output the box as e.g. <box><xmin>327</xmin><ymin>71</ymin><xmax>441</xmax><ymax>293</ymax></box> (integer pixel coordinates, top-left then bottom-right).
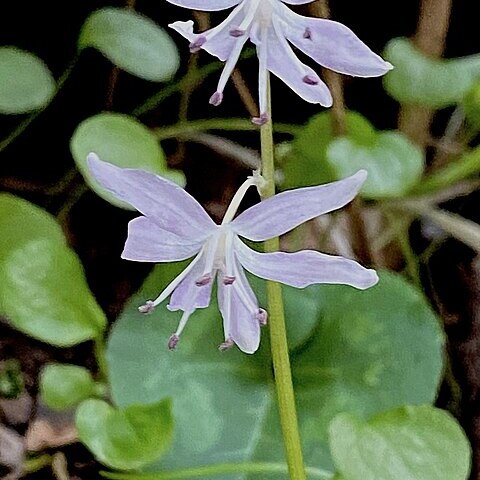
<box><xmin>303</xmin><ymin>27</ymin><xmax>312</xmax><ymax>40</ymax></box>
<box><xmin>230</xmin><ymin>28</ymin><xmax>245</xmax><ymax>37</ymax></box>
<box><xmin>209</xmin><ymin>91</ymin><xmax>224</xmax><ymax>106</ymax></box>
<box><xmin>189</xmin><ymin>36</ymin><xmax>207</xmax><ymax>53</ymax></box>
<box><xmin>138</xmin><ymin>300</ymin><xmax>155</xmax><ymax>314</ymax></box>
<box><xmin>195</xmin><ymin>274</ymin><xmax>212</xmax><ymax>287</ymax></box>
<box><xmin>218</xmin><ymin>338</ymin><xmax>234</xmax><ymax>352</ymax></box>
<box><xmin>223</xmin><ymin>276</ymin><xmax>236</xmax><ymax>285</ymax></box>
<box><xmin>256</xmin><ymin>308</ymin><xmax>268</xmax><ymax>326</ymax></box>
<box><xmin>251</xmin><ymin>112</ymin><xmax>269</xmax><ymax>126</ymax></box>
<box><xmin>303</xmin><ymin>75</ymin><xmax>319</xmax><ymax>85</ymax></box>
<box><xmin>168</xmin><ymin>334</ymin><xmax>180</xmax><ymax>351</ymax></box>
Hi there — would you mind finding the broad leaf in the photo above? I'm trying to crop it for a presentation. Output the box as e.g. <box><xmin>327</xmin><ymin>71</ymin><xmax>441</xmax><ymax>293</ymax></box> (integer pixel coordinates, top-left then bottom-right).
<box><xmin>40</xmin><ymin>364</ymin><xmax>96</xmax><ymax>411</ymax></box>
<box><xmin>0</xmin><ymin>47</ymin><xmax>55</xmax><ymax>114</ymax></box>
<box><xmin>79</xmin><ymin>8</ymin><xmax>179</xmax><ymax>82</ymax></box>
<box><xmin>329</xmin><ymin>406</ymin><xmax>471</xmax><ymax>480</ymax></box>
<box><xmin>327</xmin><ymin>129</ymin><xmax>423</xmax><ymax>199</ymax></box>
<box><xmin>0</xmin><ymin>239</ymin><xmax>106</xmax><ymax>346</ymax></box>
<box><xmin>384</xmin><ymin>38</ymin><xmax>480</xmax><ymax>108</ymax></box>
<box><xmin>76</xmin><ymin>398</ymin><xmax>173</xmax><ymax>470</ymax></box>
<box><xmin>70</xmin><ymin>113</ymin><xmax>185</xmax><ymax>208</ymax></box>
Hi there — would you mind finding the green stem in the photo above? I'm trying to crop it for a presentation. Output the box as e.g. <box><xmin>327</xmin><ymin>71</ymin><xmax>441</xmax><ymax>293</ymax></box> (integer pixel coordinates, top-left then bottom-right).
<box><xmin>94</xmin><ymin>335</ymin><xmax>109</xmax><ymax>382</ymax></box>
<box><xmin>154</xmin><ymin>119</ymin><xmax>300</xmax><ymax>142</ymax></box>
<box><xmin>260</xmin><ymin>75</ymin><xmax>307</xmax><ymax>480</ymax></box>
<box><xmin>23</xmin><ymin>454</ymin><xmax>52</xmax><ymax>474</ymax></box>
<box><xmin>0</xmin><ymin>57</ymin><xmax>77</xmax><ymax>154</ymax></box>
<box><xmin>100</xmin><ymin>463</ymin><xmax>333</xmax><ymax>480</ymax></box>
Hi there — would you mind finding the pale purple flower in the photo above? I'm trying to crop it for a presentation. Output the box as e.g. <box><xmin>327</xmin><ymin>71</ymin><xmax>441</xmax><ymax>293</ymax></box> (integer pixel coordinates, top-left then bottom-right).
<box><xmin>87</xmin><ymin>153</ymin><xmax>378</xmax><ymax>354</ymax></box>
<box><xmin>166</xmin><ymin>0</ymin><xmax>393</xmax><ymax>124</ymax></box>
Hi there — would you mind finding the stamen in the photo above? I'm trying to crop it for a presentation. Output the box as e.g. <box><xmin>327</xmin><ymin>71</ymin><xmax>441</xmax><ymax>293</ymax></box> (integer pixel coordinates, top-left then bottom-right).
<box><xmin>189</xmin><ymin>36</ymin><xmax>206</xmax><ymax>53</ymax></box>
<box><xmin>219</xmin><ymin>338</ymin><xmax>234</xmax><ymax>352</ymax></box>
<box><xmin>252</xmin><ymin>113</ymin><xmax>269</xmax><ymax>126</ymax></box>
<box><xmin>195</xmin><ymin>274</ymin><xmax>212</xmax><ymax>286</ymax></box>
<box><xmin>303</xmin><ymin>75</ymin><xmax>319</xmax><ymax>86</ymax></box>
<box><xmin>223</xmin><ymin>275</ymin><xmax>236</xmax><ymax>285</ymax></box>
<box><xmin>257</xmin><ymin>308</ymin><xmax>268</xmax><ymax>326</ymax></box>
<box><xmin>302</xmin><ymin>75</ymin><xmax>318</xmax><ymax>85</ymax></box>
<box><xmin>303</xmin><ymin>27</ymin><xmax>312</xmax><ymax>40</ymax></box>
<box><xmin>209</xmin><ymin>91</ymin><xmax>223</xmax><ymax>106</ymax></box>
<box><xmin>168</xmin><ymin>334</ymin><xmax>180</xmax><ymax>351</ymax></box>
<box><xmin>138</xmin><ymin>300</ymin><xmax>155</xmax><ymax>314</ymax></box>
<box><xmin>230</xmin><ymin>28</ymin><xmax>245</xmax><ymax>37</ymax></box>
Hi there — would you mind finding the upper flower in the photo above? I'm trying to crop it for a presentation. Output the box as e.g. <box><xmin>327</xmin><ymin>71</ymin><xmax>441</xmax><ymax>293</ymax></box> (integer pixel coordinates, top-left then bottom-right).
<box><xmin>167</xmin><ymin>0</ymin><xmax>393</xmax><ymax>124</ymax></box>
<box><xmin>87</xmin><ymin>153</ymin><xmax>378</xmax><ymax>354</ymax></box>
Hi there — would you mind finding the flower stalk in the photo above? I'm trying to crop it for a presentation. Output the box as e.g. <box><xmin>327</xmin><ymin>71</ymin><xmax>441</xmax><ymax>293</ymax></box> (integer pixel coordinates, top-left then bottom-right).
<box><xmin>260</xmin><ymin>74</ymin><xmax>307</xmax><ymax>480</ymax></box>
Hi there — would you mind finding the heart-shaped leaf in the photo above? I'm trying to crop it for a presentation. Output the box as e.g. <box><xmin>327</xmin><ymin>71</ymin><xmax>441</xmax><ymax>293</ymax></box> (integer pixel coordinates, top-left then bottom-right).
<box><xmin>0</xmin><ymin>239</ymin><xmax>106</xmax><ymax>346</ymax></box>
<box><xmin>70</xmin><ymin>113</ymin><xmax>185</xmax><ymax>208</ymax></box>
<box><xmin>40</xmin><ymin>364</ymin><xmax>97</xmax><ymax>411</ymax></box>
<box><xmin>0</xmin><ymin>47</ymin><xmax>55</xmax><ymax>114</ymax></box>
<box><xmin>107</xmin><ymin>268</ymin><xmax>444</xmax><ymax>475</ymax></box>
<box><xmin>329</xmin><ymin>406</ymin><xmax>471</xmax><ymax>480</ymax></box>
<box><xmin>327</xmin><ymin>130</ymin><xmax>424</xmax><ymax>199</ymax></box>
<box><xmin>384</xmin><ymin>37</ymin><xmax>480</xmax><ymax>109</ymax></box>
<box><xmin>78</xmin><ymin>8</ymin><xmax>179</xmax><ymax>82</ymax></box>
<box><xmin>76</xmin><ymin>398</ymin><xmax>173</xmax><ymax>470</ymax></box>
<box><xmin>281</xmin><ymin>111</ymin><xmax>376</xmax><ymax>189</ymax></box>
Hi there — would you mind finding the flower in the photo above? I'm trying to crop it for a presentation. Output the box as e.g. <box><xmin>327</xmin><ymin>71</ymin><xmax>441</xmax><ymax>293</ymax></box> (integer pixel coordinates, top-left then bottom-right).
<box><xmin>87</xmin><ymin>153</ymin><xmax>378</xmax><ymax>354</ymax></box>
<box><xmin>166</xmin><ymin>0</ymin><xmax>393</xmax><ymax>124</ymax></box>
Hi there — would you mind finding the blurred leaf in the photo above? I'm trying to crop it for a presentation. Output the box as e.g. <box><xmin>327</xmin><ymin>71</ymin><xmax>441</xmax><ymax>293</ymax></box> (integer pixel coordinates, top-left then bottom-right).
<box><xmin>70</xmin><ymin>113</ymin><xmax>185</xmax><ymax>208</ymax></box>
<box><xmin>384</xmin><ymin>38</ymin><xmax>480</xmax><ymax>108</ymax></box>
<box><xmin>0</xmin><ymin>193</ymin><xmax>65</xmax><ymax>264</ymax></box>
<box><xmin>0</xmin><ymin>359</ymin><xmax>24</xmax><ymax>399</ymax></box>
<box><xmin>107</xmin><ymin>268</ymin><xmax>443</xmax><ymax>476</ymax></box>
<box><xmin>76</xmin><ymin>398</ymin><xmax>173</xmax><ymax>470</ymax></box>
<box><xmin>40</xmin><ymin>364</ymin><xmax>96</xmax><ymax>411</ymax></box>
<box><xmin>281</xmin><ymin>111</ymin><xmax>376</xmax><ymax>189</ymax></box>
<box><xmin>0</xmin><ymin>239</ymin><xmax>106</xmax><ymax>346</ymax></box>
<box><xmin>463</xmin><ymin>81</ymin><xmax>480</xmax><ymax>132</ymax></box>
<box><xmin>78</xmin><ymin>8</ymin><xmax>179</xmax><ymax>82</ymax></box>
<box><xmin>0</xmin><ymin>47</ymin><xmax>55</xmax><ymax>114</ymax></box>
<box><xmin>327</xmin><ymin>131</ymin><xmax>424</xmax><ymax>199</ymax></box>
<box><xmin>329</xmin><ymin>406</ymin><xmax>471</xmax><ymax>480</ymax></box>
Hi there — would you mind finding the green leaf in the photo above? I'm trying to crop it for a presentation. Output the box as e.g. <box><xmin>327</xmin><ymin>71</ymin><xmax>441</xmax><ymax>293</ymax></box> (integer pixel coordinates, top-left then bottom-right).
<box><xmin>78</xmin><ymin>8</ymin><xmax>179</xmax><ymax>82</ymax></box>
<box><xmin>327</xmin><ymin>130</ymin><xmax>424</xmax><ymax>199</ymax></box>
<box><xmin>107</xmin><ymin>268</ymin><xmax>444</xmax><ymax>476</ymax></box>
<box><xmin>0</xmin><ymin>193</ymin><xmax>65</xmax><ymax>264</ymax></box>
<box><xmin>40</xmin><ymin>364</ymin><xmax>96</xmax><ymax>411</ymax></box>
<box><xmin>384</xmin><ymin>38</ymin><xmax>480</xmax><ymax>108</ymax></box>
<box><xmin>0</xmin><ymin>239</ymin><xmax>107</xmax><ymax>346</ymax></box>
<box><xmin>329</xmin><ymin>406</ymin><xmax>471</xmax><ymax>480</ymax></box>
<box><xmin>76</xmin><ymin>398</ymin><xmax>173</xmax><ymax>470</ymax></box>
<box><xmin>0</xmin><ymin>47</ymin><xmax>56</xmax><ymax>114</ymax></box>
<box><xmin>70</xmin><ymin>113</ymin><xmax>185</xmax><ymax>208</ymax></box>
<box><xmin>281</xmin><ymin>111</ymin><xmax>376</xmax><ymax>189</ymax></box>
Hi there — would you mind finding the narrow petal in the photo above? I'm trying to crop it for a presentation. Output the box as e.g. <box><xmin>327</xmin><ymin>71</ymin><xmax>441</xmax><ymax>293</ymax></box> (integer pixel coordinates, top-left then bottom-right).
<box><xmin>87</xmin><ymin>154</ymin><xmax>217</xmax><ymax>240</ymax></box>
<box><xmin>281</xmin><ymin>0</ymin><xmax>314</xmax><ymax>4</ymax></box>
<box><xmin>167</xmin><ymin>253</ymin><xmax>213</xmax><ymax>311</ymax></box>
<box><xmin>256</xmin><ymin>15</ymin><xmax>332</xmax><ymax>107</ymax></box>
<box><xmin>235</xmin><ymin>238</ymin><xmax>378</xmax><ymax>290</ymax></box>
<box><xmin>231</xmin><ymin>170</ymin><xmax>367</xmax><ymax>242</ymax></box>
<box><xmin>122</xmin><ymin>217</ymin><xmax>203</xmax><ymax>262</ymax></box>
<box><xmin>217</xmin><ymin>275</ymin><xmax>260</xmax><ymax>354</ymax></box>
<box><xmin>279</xmin><ymin>5</ymin><xmax>393</xmax><ymax>77</ymax></box>
<box><xmin>165</xmin><ymin>0</ymin><xmax>241</xmax><ymax>11</ymax></box>
<box><xmin>169</xmin><ymin>2</ymin><xmax>246</xmax><ymax>62</ymax></box>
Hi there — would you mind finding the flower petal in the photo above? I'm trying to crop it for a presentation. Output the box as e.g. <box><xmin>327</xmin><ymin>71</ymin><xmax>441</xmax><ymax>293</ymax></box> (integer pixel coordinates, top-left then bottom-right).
<box><xmin>87</xmin><ymin>153</ymin><xmax>217</xmax><ymax>240</ymax></box>
<box><xmin>165</xmin><ymin>0</ymin><xmax>241</xmax><ymax>11</ymax></box>
<box><xmin>255</xmin><ymin>16</ymin><xmax>332</xmax><ymax>106</ymax></box>
<box><xmin>235</xmin><ymin>238</ymin><xmax>378</xmax><ymax>290</ymax></box>
<box><xmin>281</xmin><ymin>0</ymin><xmax>314</xmax><ymax>4</ymax></box>
<box><xmin>217</xmin><ymin>270</ymin><xmax>261</xmax><ymax>354</ymax></box>
<box><xmin>169</xmin><ymin>2</ymin><xmax>246</xmax><ymax>62</ymax></box>
<box><xmin>231</xmin><ymin>170</ymin><xmax>367</xmax><ymax>241</ymax></box>
<box><xmin>279</xmin><ymin>5</ymin><xmax>393</xmax><ymax>77</ymax></box>
<box><xmin>167</xmin><ymin>253</ymin><xmax>213</xmax><ymax>312</ymax></box>
<box><xmin>122</xmin><ymin>217</ymin><xmax>203</xmax><ymax>262</ymax></box>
